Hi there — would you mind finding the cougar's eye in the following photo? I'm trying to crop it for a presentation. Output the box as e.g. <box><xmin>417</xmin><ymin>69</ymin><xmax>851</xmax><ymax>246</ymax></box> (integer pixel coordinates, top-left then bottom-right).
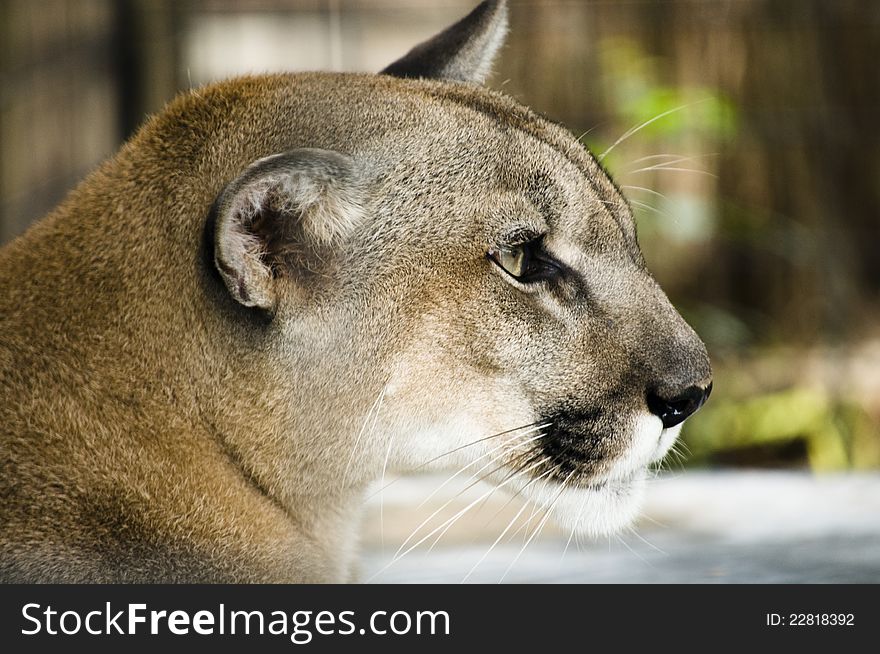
<box><xmin>488</xmin><ymin>236</ymin><xmax>561</xmax><ymax>284</ymax></box>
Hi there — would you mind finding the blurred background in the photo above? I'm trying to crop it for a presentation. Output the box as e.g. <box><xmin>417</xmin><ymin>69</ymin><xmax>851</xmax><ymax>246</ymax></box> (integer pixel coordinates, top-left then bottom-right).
<box><xmin>2</xmin><ymin>0</ymin><xmax>878</xmax><ymax>581</ymax></box>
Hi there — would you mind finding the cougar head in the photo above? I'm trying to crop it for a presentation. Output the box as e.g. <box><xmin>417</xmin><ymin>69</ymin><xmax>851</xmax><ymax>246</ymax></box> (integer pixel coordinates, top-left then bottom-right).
<box><xmin>213</xmin><ymin>0</ymin><xmax>711</xmax><ymax>539</ymax></box>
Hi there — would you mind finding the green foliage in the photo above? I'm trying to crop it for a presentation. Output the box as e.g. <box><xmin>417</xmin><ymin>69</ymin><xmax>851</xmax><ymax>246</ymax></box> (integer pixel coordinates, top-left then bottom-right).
<box><xmin>587</xmin><ymin>37</ymin><xmax>739</xmax><ymax>173</ymax></box>
<box><xmin>622</xmin><ymin>87</ymin><xmax>738</xmax><ymax>142</ymax></box>
<box><xmin>683</xmin><ymin>386</ymin><xmax>880</xmax><ymax>471</ymax></box>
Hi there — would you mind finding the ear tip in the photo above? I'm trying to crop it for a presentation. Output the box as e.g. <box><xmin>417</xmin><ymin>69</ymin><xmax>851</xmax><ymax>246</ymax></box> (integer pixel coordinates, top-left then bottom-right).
<box><xmin>381</xmin><ymin>0</ymin><xmax>511</xmax><ymax>84</ymax></box>
<box><xmin>487</xmin><ymin>0</ymin><xmax>509</xmax><ymax>18</ymax></box>
<box><xmin>480</xmin><ymin>0</ymin><xmax>510</xmax><ymax>38</ymax></box>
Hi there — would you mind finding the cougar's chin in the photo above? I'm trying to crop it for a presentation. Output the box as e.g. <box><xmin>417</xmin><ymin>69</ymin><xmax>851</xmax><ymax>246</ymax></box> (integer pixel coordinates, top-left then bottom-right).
<box><xmin>519</xmin><ymin>468</ymin><xmax>648</xmax><ymax>538</ymax></box>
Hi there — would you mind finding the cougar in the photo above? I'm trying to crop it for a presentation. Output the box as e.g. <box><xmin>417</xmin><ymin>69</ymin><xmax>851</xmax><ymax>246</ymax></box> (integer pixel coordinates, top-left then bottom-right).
<box><xmin>0</xmin><ymin>0</ymin><xmax>712</xmax><ymax>582</ymax></box>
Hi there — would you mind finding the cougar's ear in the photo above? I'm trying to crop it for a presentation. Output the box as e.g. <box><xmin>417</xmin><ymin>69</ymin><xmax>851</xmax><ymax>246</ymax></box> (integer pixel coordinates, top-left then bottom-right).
<box><xmin>213</xmin><ymin>149</ymin><xmax>362</xmax><ymax>311</ymax></box>
<box><xmin>381</xmin><ymin>0</ymin><xmax>508</xmax><ymax>84</ymax></box>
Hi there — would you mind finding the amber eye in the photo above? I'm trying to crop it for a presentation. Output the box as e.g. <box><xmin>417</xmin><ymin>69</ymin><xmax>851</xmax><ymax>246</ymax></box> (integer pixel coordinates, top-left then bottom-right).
<box><xmin>487</xmin><ymin>237</ymin><xmax>561</xmax><ymax>284</ymax></box>
<box><xmin>490</xmin><ymin>245</ymin><xmax>526</xmax><ymax>277</ymax></box>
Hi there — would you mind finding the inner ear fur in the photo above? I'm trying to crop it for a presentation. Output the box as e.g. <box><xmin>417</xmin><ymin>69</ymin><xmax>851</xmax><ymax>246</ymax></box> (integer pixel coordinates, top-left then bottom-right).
<box><xmin>213</xmin><ymin>148</ymin><xmax>363</xmax><ymax>311</ymax></box>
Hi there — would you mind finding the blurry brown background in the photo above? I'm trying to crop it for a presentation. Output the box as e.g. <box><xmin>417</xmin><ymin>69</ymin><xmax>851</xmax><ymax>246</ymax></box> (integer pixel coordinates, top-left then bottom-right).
<box><xmin>2</xmin><ymin>0</ymin><xmax>879</xmax><ymax>472</ymax></box>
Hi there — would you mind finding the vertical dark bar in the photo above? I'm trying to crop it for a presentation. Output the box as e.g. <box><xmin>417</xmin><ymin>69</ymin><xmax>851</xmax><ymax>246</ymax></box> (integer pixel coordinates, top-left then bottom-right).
<box><xmin>114</xmin><ymin>0</ymin><xmax>141</xmax><ymax>142</ymax></box>
<box><xmin>113</xmin><ymin>0</ymin><xmax>183</xmax><ymax>142</ymax></box>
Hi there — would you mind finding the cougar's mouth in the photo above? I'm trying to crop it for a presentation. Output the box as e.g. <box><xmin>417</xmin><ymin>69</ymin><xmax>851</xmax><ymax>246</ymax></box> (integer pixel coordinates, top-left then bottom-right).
<box><xmin>522</xmin><ymin>408</ymin><xmax>679</xmax><ymax>490</ymax></box>
<box><xmin>529</xmin><ymin>407</ymin><xmax>615</xmax><ymax>484</ymax></box>
<box><xmin>498</xmin><ymin>409</ymin><xmax>687</xmax><ymax>537</ymax></box>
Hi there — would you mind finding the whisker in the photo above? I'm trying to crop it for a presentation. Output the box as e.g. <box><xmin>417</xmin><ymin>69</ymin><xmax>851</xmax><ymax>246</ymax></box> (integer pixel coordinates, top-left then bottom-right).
<box><xmin>665</xmin><ymin>442</ymin><xmax>688</xmax><ymax>471</ymax></box>
<box><xmin>418</xmin><ymin>421</ymin><xmax>549</xmax><ymax>469</ymax></box>
<box><xmin>576</xmin><ymin>123</ymin><xmax>604</xmax><ymax>143</ymax></box>
<box><xmin>619</xmin><ymin>184</ymin><xmax>668</xmax><ymax>201</ymax></box>
<box><xmin>624</xmin><ymin>153</ymin><xmax>717</xmax><ymax>173</ymax></box>
<box><xmin>385</xmin><ymin>436</ymin><xmax>546</xmax><ymax>568</ymax></box>
<box><xmin>499</xmin><ymin>469</ymin><xmax>577</xmax><ymax>583</ymax></box>
<box><xmin>597</xmin><ymin>198</ymin><xmax>629</xmax><ymax>213</ymax></box>
<box><xmin>639</xmin><ymin>513</ymin><xmax>670</xmax><ymax>530</ymax></box>
<box><xmin>561</xmin><ymin>490</ymin><xmax>590</xmax><ymax>561</ymax></box>
<box><xmin>422</xmin><ymin>444</ymin><xmax>552</xmax><ymax>555</ymax></box>
<box><xmin>627</xmin><ymin>524</ymin><xmax>667</xmax><ymax>556</ymax></box>
<box><xmin>341</xmin><ymin>386</ymin><xmax>386</xmax><ymax>491</ymax></box>
<box><xmin>377</xmin><ymin>429</ymin><xmax>397</xmax><ymax>551</ymax></box>
<box><xmin>473</xmin><ymin>435</ymin><xmax>561</xmax><ymax>512</ymax></box>
<box><xmin>626</xmin><ymin>165</ymin><xmax>718</xmax><ymax>178</ymax></box>
<box><xmin>445</xmin><ymin>447</ymin><xmax>556</xmax><ymax>560</ymax></box>
<box><xmin>505</xmin><ymin>462</ymin><xmax>566</xmax><ymax>543</ymax></box>
<box><xmin>499</xmin><ymin>439</ymin><xmax>580</xmax><ymax>543</ymax></box>
<box><xmin>461</xmin><ymin>467</ymin><xmax>557</xmax><ymax>583</ymax></box>
<box><xmin>629</xmin><ymin>199</ymin><xmax>673</xmax><ymax>219</ymax></box>
<box><xmin>478</xmin><ymin>450</ymin><xmax>557</xmax><ymax>528</ymax></box>
<box><xmin>370</xmin><ymin>455</ymin><xmax>550</xmax><ymax>580</ymax></box>
<box><xmin>426</xmin><ymin>454</ymin><xmax>552</xmax><ymax>558</ymax></box>
<box><xmin>415</xmin><ymin>427</ymin><xmax>550</xmax><ymax>510</ymax></box>
<box><xmin>615</xmin><ymin>531</ymin><xmax>654</xmax><ymax>568</ymax></box>
<box><xmin>363</xmin><ymin>420</ymin><xmax>547</xmax><ymax>500</ymax></box>
<box><xmin>625</xmin><ymin>153</ymin><xmax>693</xmax><ymax>165</ymax></box>
<box><xmin>598</xmin><ymin>99</ymin><xmax>710</xmax><ymax>161</ymax></box>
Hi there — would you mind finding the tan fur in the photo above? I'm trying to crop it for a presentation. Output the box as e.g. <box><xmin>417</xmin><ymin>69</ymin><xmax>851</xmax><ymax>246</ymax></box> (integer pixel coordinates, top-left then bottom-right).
<box><xmin>0</xmin><ymin>2</ymin><xmax>710</xmax><ymax>582</ymax></box>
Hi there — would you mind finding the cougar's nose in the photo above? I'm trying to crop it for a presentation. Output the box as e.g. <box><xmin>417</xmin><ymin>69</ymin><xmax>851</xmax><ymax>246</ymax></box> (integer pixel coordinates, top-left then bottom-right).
<box><xmin>646</xmin><ymin>382</ymin><xmax>712</xmax><ymax>429</ymax></box>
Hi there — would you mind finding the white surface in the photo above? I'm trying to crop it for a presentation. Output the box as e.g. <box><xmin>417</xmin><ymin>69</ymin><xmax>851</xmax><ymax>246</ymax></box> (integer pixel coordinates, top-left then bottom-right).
<box><xmin>360</xmin><ymin>470</ymin><xmax>880</xmax><ymax>583</ymax></box>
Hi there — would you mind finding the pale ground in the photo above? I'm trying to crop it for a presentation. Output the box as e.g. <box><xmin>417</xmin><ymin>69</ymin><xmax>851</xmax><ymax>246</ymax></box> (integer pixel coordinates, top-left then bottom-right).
<box><xmin>360</xmin><ymin>470</ymin><xmax>880</xmax><ymax>583</ymax></box>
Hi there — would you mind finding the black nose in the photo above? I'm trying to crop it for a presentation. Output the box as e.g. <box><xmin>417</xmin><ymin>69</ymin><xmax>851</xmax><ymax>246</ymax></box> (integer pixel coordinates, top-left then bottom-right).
<box><xmin>646</xmin><ymin>382</ymin><xmax>712</xmax><ymax>429</ymax></box>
